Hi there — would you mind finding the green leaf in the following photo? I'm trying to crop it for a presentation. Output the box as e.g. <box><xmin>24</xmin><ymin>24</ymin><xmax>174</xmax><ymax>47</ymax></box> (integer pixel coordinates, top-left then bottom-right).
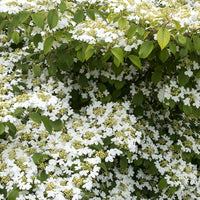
<box><xmin>158</xmin><ymin>178</ymin><xmax>168</xmax><ymax>190</ymax></box>
<box><xmin>111</xmin><ymin>47</ymin><xmax>123</xmax><ymax>65</ymax></box>
<box><xmin>6</xmin><ymin>122</ymin><xmax>17</xmax><ymax>137</ymax></box>
<box><xmin>19</xmin><ymin>11</ymin><xmax>29</xmax><ymax>24</ymax></box>
<box><xmin>33</xmin><ymin>34</ymin><xmax>43</xmax><ymax>47</ymax></box>
<box><xmin>134</xmin><ymin>159</ymin><xmax>143</xmax><ymax>166</ymax></box>
<box><xmin>183</xmin><ymin>105</ymin><xmax>192</xmax><ymax>115</ymax></box>
<box><xmin>193</xmin><ymin>36</ymin><xmax>200</xmax><ymax>51</ymax></box>
<box><xmin>128</xmin><ymin>55</ymin><xmax>142</xmax><ymax>69</ymax></box>
<box><xmin>77</xmin><ymin>50</ymin><xmax>85</xmax><ymax>62</ymax></box>
<box><xmin>32</xmin><ymin>153</ymin><xmax>50</xmax><ymax>165</ymax></box>
<box><xmin>79</xmin><ymin>74</ymin><xmax>88</xmax><ymax>88</ymax></box>
<box><xmin>7</xmin><ymin>185</ymin><xmax>19</xmax><ymax>200</ymax></box>
<box><xmin>178</xmin><ymin>71</ymin><xmax>189</xmax><ymax>86</ymax></box>
<box><xmin>59</xmin><ymin>0</ymin><xmax>67</xmax><ymax>13</ymax></box>
<box><xmin>37</xmin><ymin>170</ymin><xmax>49</xmax><ymax>182</ymax></box>
<box><xmin>30</xmin><ymin>112</ymin><xmax>42</xmax><ymax>124</ymax></box>
<box><xmin>74</xmin><ymin>10</ymin><xmax>85</xmax><ymax>24</ymax></box>
<box><xmin>0</xmin><ymin>123</ymin><xmax>5</xmax><ymax>135</ymax></box>
<box><xmin>177</xmin><ymin>35</ymin><xmax>186</xmax><ymax>45</ymax></box>
<box><xmin>48</xmin><ymin>65</ymin><xmax>57</xmax><ymax>76</ymax></box>
<box><xmin>137</xmin><ymin>26</ymin><xmax>145</xmax><ymax>36</ymax></box>
<box><xmin>118</xmin><ymin>17</ymin><xmax>127</xmax><ymax>30</ymax></box>
<box><xmin>47</xmin><ymin>9</ymin><xmax>59</xmax><ymax>29</ymax></box>
<box><xmin>126</xmin><ymin>23</ymin><xmax>137</xmax><ymax>39</ymax></box>
<box><xmin>33</xmin><ymin>65</ymin><xmax>41</xmax><ymax>77</ymax></box>
<box><xmin>169</xmin><ymin>42</ymin><xmax>176</xmax><ymax>55</ymax></box>
<box><xmin>151</xmin><ymin>70</ymin><xmax>162</xmax><ymax>84</ymax></box>
<box><xmin>179</xmin><ymin>48</ymin><xmax>188</xmax><ymax>58</ymax></box>
<box><xmin>52</xmin><ymin>119</ymin><xmax>63</xmax><ymax>131</ymax></box>
<box><xmin>13</xmin><ymin>107</ymin><xmax>25</xmax><ymax>118</ymax></box>
<box><xmin>157</xmin><ymin>28</ymin><xmax>170</xmax><ymax>50</ymax></box>
<box><xmin>139</xmin><ymin>40</ymin><xmax>154</xmax><ymax>58</ymax></box>
<box><xmin>86</xmin><ymin>9</ymin><xmax>95</xmax><ymax>20</ymax></box>
<box><xmin>12</xmin><ymin>31</ymin><xmax>19</xmax><ymax>45</ymax></box>
<box><xmin>120</xmin><ymin>156</ymin><xmax>128</xmax><ymax>170</ymax></box>
<box><xmin>168</xmin><ymin>186</ymin><xmax>177</xmax><ymax>195</ymax></box>
<box><xmin>85</xmin><ymin>45</ymin><xmax>95</xmax><ymax>61</ymax></box>
<box><xmin>159</xmin><ymin>48</ymin><xmax>169</xmax><ymax>63</ymax></box>
<box><xmin>114</xmin><ymin>80</ymin><xmax>125</xmax><ymax>90</ymax></box>
<box><xmin>98</xmin><ymin>162</ymin><xmax>107</xmax><ymax>172</ymax></box>
<box><xmin>132</xmin><ymin>91</ymin><xmax>143</xmax><ymax>106</ymax></box>
<box><xmin>31</xmin><ymin>13</ymin><xmax>44</xmax><ymax>29</ymax></box>
<box><xmin>55</xmin><ymin>31</ymin><xmax>63</xmax><ymax>41</ymax></box>
<box><xmin>44</xmin><ymin>36</ymin><xmax>54</xmax><ymax>54</ymax></box>
<box><xmin>41</xmin><ymin>116</ymin><xmax>52</xmax><ymax>133</ymax></box>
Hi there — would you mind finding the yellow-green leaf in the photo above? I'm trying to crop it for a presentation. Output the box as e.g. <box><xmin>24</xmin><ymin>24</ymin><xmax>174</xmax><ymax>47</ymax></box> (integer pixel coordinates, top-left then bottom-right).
<box><xmin>31</xmin><ymin>13</ymin><xmax>44</xmax><ymax>29</ymax></box>
<box><xmin>139</xmin><ymin>41</ymin><xmax>154</xmax><ymax>58</ymax></box>
<box><xmin>111</xmin><ymin>47</ymin><xmax>123</xmax><ymax>64</ymax></box>
<box><xmin>47</xmin><ymin>9</ymin><xmax>59</xmax><ymax>29</ymax></box>
<box><xmin>118</xmin><ymin>17</ymin><xmax>127</xmax><ymax>30</ymax></box>
<box><xmin>157</xmin><ymin>28</ymin><xmax>170</xmax><ymax>50</ymax></box>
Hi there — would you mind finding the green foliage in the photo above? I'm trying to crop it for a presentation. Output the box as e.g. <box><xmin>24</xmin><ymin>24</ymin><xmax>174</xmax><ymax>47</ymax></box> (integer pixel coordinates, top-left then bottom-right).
<box><xmin>29</xmin><ymin>112</ymin><xmax>42</xmax><ymax>124</ymax></box>
<box><xmin>44</xmin><ymin>36</ymin><xmax>54</xmax><ymax>54</ymax></box>
<box><xmin>7</xmin><ymin>185</ymin><xmax>19</xmax><ymax>200</ymax></box>
<box><xmin>47</xmin><ymin>9</ymin><xmax>59</xmax><ymax>29</ymax></box>
<box><xmin>32</xmin><ymin>153</ymin><xmax>50</xmax><ymax>165</ymax></box>
<box><xmin>157</xmin><ymin>27</ymin><xmax>170</xmax><ymax>50</ymax></box>
<box><xmin>31</xmin><ymin>13</ymin><xmax>45</xmax><ymax>29</ymax></box>
<box><xmin>158</xmin><ymin>178</ymin><xmax>168</xmax><ymax>190</ymax></box>
<box><xmin>128</xmin><ymin>55</ymin><xmax>142</xmax><ymax>69</ymax></box>
<box><xmin>41</xmin><ymin>116</ymin><xmax>52</xmax><ymax>133</ymax></box>
<box><xmin>139</xmin><ymin>40</ymin><xmax>154</xmax><ymax>58</ymax></box>
<box><xmin>0</xmin><ymin>123</ymin><xmax>5</xmax><ymax>135</ymax></box>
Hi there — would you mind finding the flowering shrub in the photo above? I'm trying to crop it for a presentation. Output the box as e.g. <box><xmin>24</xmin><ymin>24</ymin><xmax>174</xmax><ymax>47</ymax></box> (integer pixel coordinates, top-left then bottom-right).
<box><xmin>1</xmin><ymin>0</ymin><xmax>200</xmax><ymax>199</ymax></box>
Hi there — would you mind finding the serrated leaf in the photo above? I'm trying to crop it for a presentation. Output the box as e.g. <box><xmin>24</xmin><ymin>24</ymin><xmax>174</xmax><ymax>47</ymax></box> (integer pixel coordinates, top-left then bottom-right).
<box><xmin>120</xmin><ymin>156</ymin><xmax>128</xmax><ymax>170</ymax></box>
<box><xmin>41</xmin><ymin>116</ymin><xmax>52</xmax><ymax>133</ymax></box>
<box><xmin>7</xmin><ymin>185</ymin><xmax>19</xmax><ymax>200</ymax></box>
<box><xmin>157</xmin><ymin>28</ymin><xmax>170</xmax><ymax>50</ymax></box>
<box><xmin>33</xmin><ymin>65</ymin><xmax>41</xmax><ymax>77</ymax></box>
<box><xmin>31</xmin><ymin>13</ymin><xmax>44</xmax><ymax>29</ymax></box>
<box><xmin>158</xmin><ymin>178</ymin><xmax>168</xmax><ymax>190</ymax></box>
<box><xmin>111</xmin><ymin>47</ymin><xmax>123</xmax><ymax>65</ymax></box>
<box><xmin>74</xmin><ymin>9</ymin><xmax>85</xmax><ymax>24</ymax></box>
<box><xmin>52</xmin><ymin>119</ymin><xmax>62</xmax><ymax>131</ymax></box>
<box><xmin>193</xmin><ymin>36</ymin><xmax>200</xmax><ymax>51</ymax></box>
<box><xmin>44</xmin><ymin>36</ymin><xmax>54</xmax><ymax>54</ymax></box>
<box><xmin>12</xmin><ymin>31</ymin><xmax>19</xmax><ymax>45</ymax></box>
<box><xmin>128</xmin><ymin>55</ymin><xmax>141</xmax><ymax>69</ymax></box>
<box><xmin>47</xmin><ymin>9</ymin><xmax>59</xmax><ymax>29</ymax></box>
<box><xmin>0</xmin><ymin>123</ymin><xmax>5</xmax><ymax>135</ymax></box>
<box><xmin>86</xmin><ymin>9</ymin><xmax>95</xmax><ymax>20</ymax></box>
<box><xmin>169</xmin><ymin>42</ymin><xmax>176</xmax><ymax>55</ymax></box>
<box><xmin>139</xmin><ymin>40</ymin><xmax>154</xmax><ymax>58</ymax></box>
<box><xmin>159</xmin><ymin>48</ymin><xmax>169</xmax><ymax>63</ymax></box>
<box><xmin>29</xmin><ymin>112</ymin><xmax>41</xmax><ymax>124</ymax></box>
<box><xmin>126</xmin><ymin>23</ymin><xmax>137</xmax><ymax>38</ymax></box>
<box><xmin>118</xmin><ymin>17</ymin><xmax>127</xmax><ymax>30</ymax></box>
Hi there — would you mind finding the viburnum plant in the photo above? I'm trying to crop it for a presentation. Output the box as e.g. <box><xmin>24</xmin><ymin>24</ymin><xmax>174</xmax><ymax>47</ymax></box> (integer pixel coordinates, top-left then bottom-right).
<box><xmin>0</xmin><ymin>0</ymin><xmax>200</xmax><ymax>199</ymax></box>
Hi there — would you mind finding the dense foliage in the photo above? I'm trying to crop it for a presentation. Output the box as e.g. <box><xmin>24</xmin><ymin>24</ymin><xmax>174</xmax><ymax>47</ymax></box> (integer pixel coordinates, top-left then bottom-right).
<box><xmin>1</xmin><ymin>0</ymin><xmax>200</xmax><ymax>199</ymax></box>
